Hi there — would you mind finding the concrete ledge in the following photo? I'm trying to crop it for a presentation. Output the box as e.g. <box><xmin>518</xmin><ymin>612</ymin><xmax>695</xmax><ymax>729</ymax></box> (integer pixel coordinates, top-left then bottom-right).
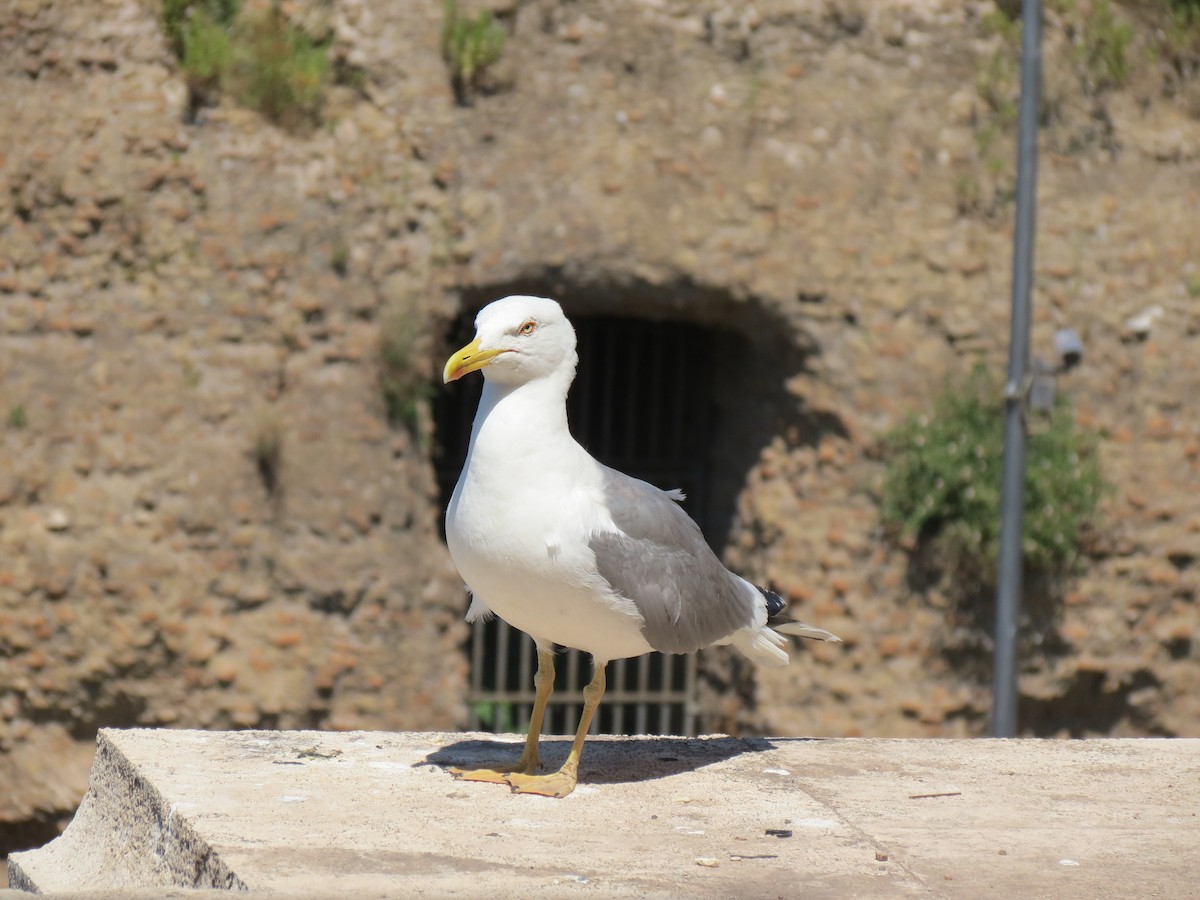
<box><xmin>8</xmin><ymin>730</ymin><xmax>1198</xmax><ymax>897</ymax></box>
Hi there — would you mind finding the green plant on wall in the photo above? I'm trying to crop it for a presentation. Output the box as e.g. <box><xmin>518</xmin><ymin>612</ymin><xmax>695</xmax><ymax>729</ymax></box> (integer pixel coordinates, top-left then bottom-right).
<box><xmin>1074</xmin><ymin>0</ymin><xmax>1133</xmax><ymax>90</ymax></box>
<box><xmin>379</xmin><ymin>304</ymin><xmax>433</xmax><ymax>437</ymax></box>
<box><xmin>1164</xmin><ymin>0</ymin><xmax>1200</xmax><ymax>31</ymax></box>
<box><xmin>253</xmin><ymin>408</ymin><xmax>284</xmax><ymax>496</ymax></box>
<box><xmin>1159</xmin><ymin>0</ymin><xmax>1200</xmax><ymax>101</ymax></box>
<box><xmin>968</xmin><ymin>0</ymin><xmax>1144</xmax><ymax>216</ymax></box>
<box><xmin>162</xmin><ymin>0</ymin><xmax>331</xmax><ymax>131</ymax></box>
<box><xmin>182</xmin><ymin>11</ymin><xmax>234</xmax><ymax>101</ymax></box>
<box><xmin>880</xmin><ymin>364</ymin><xmax>1105</xmax><ymax>586</ymax></box>
<box><xmin>442</xmin><ymin>0</ymin><xmax>506</xmax><ymax>103</ymax></box>
<box><xmin>164</xmin><ymin>0</ymin><xmax>239</xmax><ymax>58</ymax></box>
<box><xmin>230</xmin><ymin>6</ymin><xmax>330</xmax><ymax>130</ymax></box>
<box><xmin>164</xmin><ymin>0</ymin><xmax>239</xmax><ymax>102</ymax></box>
<box><xmin>473</xmin><ymin>700</ymin><xmax>518</xmax><ymax>733</ymax></box>
<box><xmin>330</xmin><ymin>237</ymin><xmax>350</xmax><ymax>276</ymax></box>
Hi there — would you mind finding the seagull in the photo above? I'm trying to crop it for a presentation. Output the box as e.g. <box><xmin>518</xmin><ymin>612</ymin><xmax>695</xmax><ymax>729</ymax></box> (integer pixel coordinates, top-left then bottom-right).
<box><xmin>442</xmin><ymin>295</ymin><xmax>840</xmax><ymax>798</ymax></box>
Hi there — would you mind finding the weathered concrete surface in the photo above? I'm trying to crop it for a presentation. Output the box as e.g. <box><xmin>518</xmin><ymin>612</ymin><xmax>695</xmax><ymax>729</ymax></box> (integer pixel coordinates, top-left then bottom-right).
<box><xmin>8</xmin><ymin>730</ymin><xmax>1199</xmax><ymax>898</ymax></box>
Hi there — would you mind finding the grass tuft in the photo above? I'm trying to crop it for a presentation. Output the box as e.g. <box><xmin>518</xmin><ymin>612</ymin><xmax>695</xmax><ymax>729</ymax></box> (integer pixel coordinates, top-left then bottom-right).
<box><xmin>379</xmin><ymin>303</ymin><xmax>433</xmax><ymax>436</ymax></box>
<box><xmin>441</xmin><ymin>0</ymin><xmax>506</xmax><ymax>104</ymax></box>
<box><xmin>163</xmin><ymin>0</ymin><xmax>331</xmax><ymax>131</ymax></box>
<box><xmin>253</xmin><ymin>409</ymin><xmax>284</xmax><ymax>496</ymax></box>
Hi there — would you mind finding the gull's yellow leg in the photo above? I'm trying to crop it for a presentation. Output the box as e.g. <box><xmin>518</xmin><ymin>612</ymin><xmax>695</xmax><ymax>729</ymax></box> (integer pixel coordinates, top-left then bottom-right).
<box><xmin>451</xmin><ymin>646</ymin><xmax>555</xmax><ymax>784</ymax></box>
<box><xmin>506</xmin><ymin>659</ymin><xmax>606</xmax><ymax>798</ymax></box>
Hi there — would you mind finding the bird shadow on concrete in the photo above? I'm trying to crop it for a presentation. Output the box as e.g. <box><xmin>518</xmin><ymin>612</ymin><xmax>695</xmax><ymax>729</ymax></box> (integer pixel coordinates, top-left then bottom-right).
<box><xmin>418</xmin><ymin>735</ymin><xmax>811</xmax><ymax>786</ymax></box>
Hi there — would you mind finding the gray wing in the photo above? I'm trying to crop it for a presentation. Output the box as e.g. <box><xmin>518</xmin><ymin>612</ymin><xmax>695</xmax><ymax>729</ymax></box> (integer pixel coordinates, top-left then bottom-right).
<box><xmin>589</xmin><ymin>466</ymin><xmax>757</xmax><ymax>654</ymax></box>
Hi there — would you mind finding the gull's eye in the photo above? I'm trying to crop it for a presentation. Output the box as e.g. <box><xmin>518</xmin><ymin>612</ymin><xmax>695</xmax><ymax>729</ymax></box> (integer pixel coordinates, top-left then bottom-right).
<box><xmin>519</xmin><ymin>320</ymin><xmax>537</xmax><ymax>336</ymax></box>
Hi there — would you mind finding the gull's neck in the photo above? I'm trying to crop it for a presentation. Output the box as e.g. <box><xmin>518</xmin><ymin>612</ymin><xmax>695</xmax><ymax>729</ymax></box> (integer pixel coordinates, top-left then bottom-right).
<box><xmin>465</xmin><ymin>368</ymin><xmax>577</xmax><ymax>474</ymax></box>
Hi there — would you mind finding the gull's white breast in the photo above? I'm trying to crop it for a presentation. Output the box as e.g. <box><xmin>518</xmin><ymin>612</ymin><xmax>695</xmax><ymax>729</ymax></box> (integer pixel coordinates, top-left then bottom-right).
<box><xmin>446</xmin><ymin>433</ymin><xmax>654</xmax><ymax>661</ymax></box>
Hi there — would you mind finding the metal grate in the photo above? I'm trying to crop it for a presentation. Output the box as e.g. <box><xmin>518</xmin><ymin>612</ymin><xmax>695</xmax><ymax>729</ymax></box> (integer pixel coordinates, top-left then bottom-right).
<box><xmin>434</xmin><ymin>314</ymin><xmax>715</xmax><ymax>737</ymax></box>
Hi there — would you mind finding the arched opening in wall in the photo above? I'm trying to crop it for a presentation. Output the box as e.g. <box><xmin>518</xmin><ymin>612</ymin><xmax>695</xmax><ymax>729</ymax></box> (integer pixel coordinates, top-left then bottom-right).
<box><xmin>433</xmin><ymin>281</ymin><xmax>822</xmax><ymax>737</ymax></box>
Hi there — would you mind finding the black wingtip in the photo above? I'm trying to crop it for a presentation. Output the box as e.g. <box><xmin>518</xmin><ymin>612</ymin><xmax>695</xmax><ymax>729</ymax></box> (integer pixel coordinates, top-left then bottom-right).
<box><xmin>757</xmin><ymin>585</ymin><xmax>787</xmax><ymax>618</ymax></box>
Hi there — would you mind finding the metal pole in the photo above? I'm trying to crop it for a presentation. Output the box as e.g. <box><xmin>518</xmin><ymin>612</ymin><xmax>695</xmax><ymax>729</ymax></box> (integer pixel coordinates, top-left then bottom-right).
<box><xmin>993</xmin><ymin>0</ymin><xmax>1043</xmax><ymax>738</ymax></box>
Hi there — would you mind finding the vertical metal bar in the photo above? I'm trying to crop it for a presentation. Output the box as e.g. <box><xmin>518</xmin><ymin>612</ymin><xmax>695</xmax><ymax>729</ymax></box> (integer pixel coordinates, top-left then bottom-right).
<box><xmin>611</xmin><ymin>658</ymin><xmax>626</xmax><ymax>734</ymax></box>
<box><xmin>517</xmin><ymin>632</ymin><xmax>533</xmax><ymax>736</ymax></box>
<box><xmin>566</xmin><ymin>647</ymin><xmax>581</xmax><ymax>736</ymax></box>
<box><xmin>994</xmin><ymin>0</ymin><xmax>1043</xmax><ymax>739</ymax></box>
<box><xmin>670</xmin><ymin>334</ymin><xmax>686</xmax><ymax>476</ymax></box>
<box><xmin>675</xmin><ymin>652</ymin><xmax>686</xmax><ymax>734</ymax></box>
<box><xmin>684</xmin><ymin>654</ymin><xmax>696</xmax><ymax>736</ymax></box>
<box><xmin>494</xmin><ymin>620</ymin><xmax>510</xmax><ymax>732</ymax></box>
<box><xmin>588</xmin><ymin>658</ymin><xmax>600</xmax><ymax>735</ymax></box>
<box><xmin>648</xmin><ymin>325</ymin><xmax>665</xmax><ymax>468</ymax></box>
<box><xmin>469</xmin><ymin>617</ymin><xmax>485</xmax><ymax>730</ymax></box>
<box><xmin>623</xmin><ymin>327</ymin><xmax>639</xmax><ymax>466</ymax></box>
<box><xmin>636</xmin><ymin>656</ymin><xmax>650</xmax><ymax>734</ymax></box>
<box><xmin>517</xmin><ymin>632</ymin><xmax>532</xmax><ymax>691</ymax></box>
<box><xmin>602</xmin><ymin>321</ymin><xmax>617</xmax><ymax>454</ymax></box>
<box><xmin>693</xmin><ymin>331</ymin><xmax>713</xmax><ymax>531</ymax></box>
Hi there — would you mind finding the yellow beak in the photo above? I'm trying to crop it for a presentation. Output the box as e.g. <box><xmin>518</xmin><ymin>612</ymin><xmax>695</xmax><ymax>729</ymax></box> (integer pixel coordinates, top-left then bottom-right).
<box><xmin>443</xmin><ymin>337</ymin><xmax>509</xmax><ymax>383</ymax></box>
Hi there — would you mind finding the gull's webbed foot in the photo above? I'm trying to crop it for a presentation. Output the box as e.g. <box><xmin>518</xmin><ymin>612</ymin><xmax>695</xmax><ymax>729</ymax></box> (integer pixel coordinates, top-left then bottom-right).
<box><xmin>451</xmin><ymin>748</ymin><xmax>544</xmax><ymax>787</ymax></box>
<box><xmin>504</xmin><ymin>768</ymin><xmax>578</xmax><ymax>798</ymax></box>
<box><xmin>449</xmin><ymin>753</ymin><xmax>540</xmax><ymax>785</ymax></box>
<box><xmin>449</xmin><ymin>767</ymin><xmax>511</xmax><ymax>785</ymax></box>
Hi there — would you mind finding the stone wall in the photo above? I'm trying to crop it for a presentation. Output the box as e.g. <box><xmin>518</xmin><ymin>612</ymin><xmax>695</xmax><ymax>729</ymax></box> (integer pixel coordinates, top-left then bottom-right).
<box><xmin>0</xmin><ymin>0</ymin><xmax>470</xmax><ymax>850</ymax></box>
<box><xmin>2</xmin><ymin>0</ymin><xmax>1198</xmax><ymax>853</ymax></box>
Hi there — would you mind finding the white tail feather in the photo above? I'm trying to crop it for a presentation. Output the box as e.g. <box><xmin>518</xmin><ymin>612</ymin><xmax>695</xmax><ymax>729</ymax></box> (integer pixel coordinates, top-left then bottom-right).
<box><xmin>731</xmin><ymin>626</ymin><xmax>790</xmax><ymax>667</ymax></box>
<box><xmin>774</xmin><ymin>621</ymin><xmax>843</xmax><ymax>643</ymax></box>
<box><xmin>731</xmin><ymin>620</ymin><xmax>842</xmax><ymax>668</ymax></box>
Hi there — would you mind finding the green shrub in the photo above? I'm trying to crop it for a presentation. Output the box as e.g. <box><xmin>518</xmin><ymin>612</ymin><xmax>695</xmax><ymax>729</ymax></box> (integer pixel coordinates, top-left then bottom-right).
<box><xmin>163</xmin><ymin>0</ymin><xmax>239</xmax><ymax>58</ymax></box>
<box><xmin>880</xmin><ymin>364</ymin><xmax>1105</xmax><ymax>582</ymax></box>
<box><xmin>1159</xmin><ymin>0</ymin><xmax>1200</xmax><ymax>77</ymax></box>
<box><xmin>163</xmin><ymin>0</ymin><xmax>190</xmax><ymax>53</ymax></box>
<box><xmin>162</xmin><ymin>0</ymin><xmax>330</xmax><ymax>131</ymax></box>
<box><xmin>7</xmin><ymin>405</ymin><xmax>27</xmax><ymax>429</ymax></box>
<box><xmin>473</xmin><ymin>701</ymin><xmax>518</xmax><ymax>732</ymax></box>
<box><xmin>1077</xmin><ymin>0</ymin><xmax>1133</xmax><ymax>89</ymax></box>
<box><xmin>1167</xmin><ymin>0</ymin><xmax>1200</xmax><ymax>19</ymax></box>
<box><xmin>981</xmin><ymin>5</ymin><xmax>1020</xmax><ymax>43</ymax></box>
<box><xmin>442</xmin><ymin>0</ymin><xmax>506</xmax><ymax>102</ymax></box>
<box><xmin>181</xmin><ymin>5</ymin><xmax>235</xmax><ymax>100</ymax></box>
<box><xmin>228</xmin><ymin>7</ymin><xmax>329</xmax><ymax>130</ymax></box>
<box><xmin>330</xmin><ymin>238</ymin><xmax>349</xmax><ymax>276</ymax></box>
<box><xmin>976</xmin><ymin>48</ymin><xmax>1020</xmax><ymax>129</ymax></box>
<box><xmin>974</xmin><ymin>0</ymin><xmax>1137</xmax><ymax>177</ymax></box>
<box><xmin>380</xmin><ymin>307</ymin><xmax>432</xmax><ymax>434</ymax></box>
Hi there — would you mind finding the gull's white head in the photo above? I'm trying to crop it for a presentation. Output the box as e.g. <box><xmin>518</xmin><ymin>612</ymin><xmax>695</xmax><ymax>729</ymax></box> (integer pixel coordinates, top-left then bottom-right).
<box><xmin>443</xmin><ymin>295</ymin><xmax>578</xmax><ymax>387</ymax></box>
